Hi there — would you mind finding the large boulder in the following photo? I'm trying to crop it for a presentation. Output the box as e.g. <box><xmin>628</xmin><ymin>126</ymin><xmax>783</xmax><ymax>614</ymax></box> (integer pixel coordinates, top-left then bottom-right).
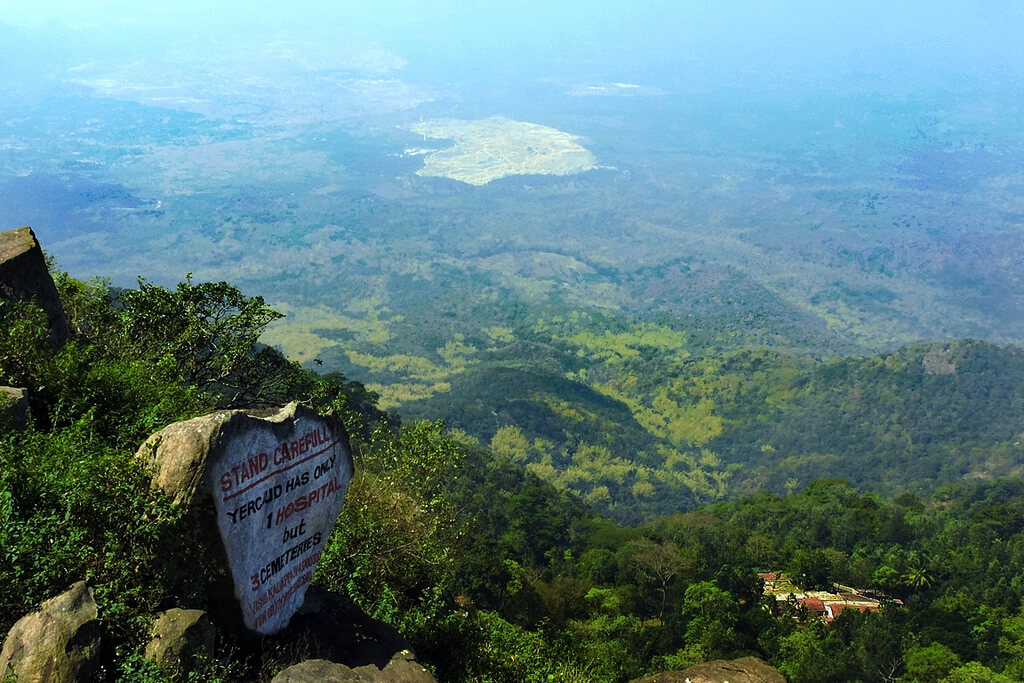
<box><xmin>144</xmin><ymin>608</ymin><xmax>216</xmax><ymax>676</ymax></box>
<box><xmin>0</xmin><ymin>581</ymin><xmax>102</xmax><ymax>683</ymax></box>
<box><xmin>136</xmin><ymin>402</ymin><xmax>353</xmax><ymax>635</ymax></box>
<box><xmin>632</xmin><ymin>656</ymin><xmax>786</xmax><ymax>683</ymax></box>
<box><xmin>272</xmin><ymin>659</ymin><xmax>365</xmax><ymax>682</ymax></box>
<box><xmin>0</xmin><ymin>226</ymin><xmax>70</xmax><ymax>347</ymax></box>
<box><xmin>271</xmin><ymin>652</ymin><xmax>434</xmax><ymax>683</ymax></box>
<box><xmin>1</xmin><ymin>386</ymin><xmax>29</xmax><ymax>429</ymax></box>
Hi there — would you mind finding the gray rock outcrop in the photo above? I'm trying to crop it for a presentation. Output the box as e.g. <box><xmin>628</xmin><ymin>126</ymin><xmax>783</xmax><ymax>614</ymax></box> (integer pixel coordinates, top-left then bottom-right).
<box><xmin>1</xmin><ymin>386</ymin><xmax>29</xmax><ymax>429</ymax></box>
<box><xmin>271</xmin><ymin>652</ymin><xmax>434</xmax><ymax>683</ymax></box>
<box><xmin>273</xmin><ymin>659</ymin><xmax>366</xmax><ymax>682</ymax></box>
<box><xmin>0</xmin><ymin>581</ymin><xmax>102</xmax><ymax>683</ymax></box>
<box><xmin>632</xmin><ymin>656</ymin><xmax>786</xmax><ymax>683</ymax></box>
<box><xmin>144</xmin><ymin>608</ymin><xmax>216</xmax><ymax>676</ymax></box>
<box><xmin>0</xmin><ymin>226</ymin><xmax>70</xmax><ymax>347</ymax></box>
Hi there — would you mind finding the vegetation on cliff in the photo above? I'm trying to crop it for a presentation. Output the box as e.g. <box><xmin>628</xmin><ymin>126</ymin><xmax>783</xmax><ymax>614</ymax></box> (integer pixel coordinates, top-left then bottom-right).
<box><xmin>2</xmin><ymin>269</ymin><xmax>1024</xmax><ymax>681</ymax></box>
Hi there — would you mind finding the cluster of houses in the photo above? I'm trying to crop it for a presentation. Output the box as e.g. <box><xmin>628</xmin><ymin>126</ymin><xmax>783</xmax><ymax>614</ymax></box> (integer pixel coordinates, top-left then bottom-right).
<box><xmin>758</xmin><ymin>573</ymin><xmax>901</xmax><ymax>622</ymax></box>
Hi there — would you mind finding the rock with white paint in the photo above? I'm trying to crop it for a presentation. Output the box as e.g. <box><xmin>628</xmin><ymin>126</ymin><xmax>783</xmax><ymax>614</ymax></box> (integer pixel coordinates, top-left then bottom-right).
<box><xmin>136</xmin><ymin>402</ymin><xmax>353</xmax><ymax>634</ymax></box>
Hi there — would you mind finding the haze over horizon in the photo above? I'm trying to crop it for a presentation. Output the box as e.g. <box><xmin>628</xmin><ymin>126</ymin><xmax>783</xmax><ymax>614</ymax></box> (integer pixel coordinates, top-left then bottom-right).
<box><xmin>2</xmin><ymin>1</ymin><xmax>1023</xmax><ymax>362</ymax></box>
<box><xmin>3</xmin><ymin>1</ymin><xmax>1023</xmax><ymax>94</ymax></box>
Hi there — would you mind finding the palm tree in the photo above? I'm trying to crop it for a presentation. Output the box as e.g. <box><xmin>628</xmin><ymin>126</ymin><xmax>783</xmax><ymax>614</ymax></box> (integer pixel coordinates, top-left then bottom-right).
<box><xmin>903</xmin><ymin>552</ymin><xmax>934</xmax><ymax>591</ymax></box>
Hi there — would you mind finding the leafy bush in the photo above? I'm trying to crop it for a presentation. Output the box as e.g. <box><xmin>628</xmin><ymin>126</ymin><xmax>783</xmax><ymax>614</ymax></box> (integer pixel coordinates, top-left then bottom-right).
<box><xmin>0</xmin><ymin>272</ymin><xmax>335</xmax><ymax>673</ymax></box>
<box><xmin>316</xmin><ymin>419</ymin><xmax>464</xmax><ymax>626</ymax></box>
<box><xmin>0</xmin><ymin>423</ymin><xmax>188</xmax><ymax>636</ymax></box>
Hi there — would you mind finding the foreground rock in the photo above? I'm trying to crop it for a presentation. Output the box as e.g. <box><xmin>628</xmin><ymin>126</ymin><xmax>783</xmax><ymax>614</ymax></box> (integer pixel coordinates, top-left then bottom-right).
<box><xmin>1</xmin><ymin>386</ymin><xmax>29</xmax><ymax>429</ymax></box>
<box><xmin>272</xmin><ymin>651</ymin><xmax>433</xmax><ymax>683</ymax></box>
<box><xmin>271</xmin><ymin>586</ymin><xmax>432</xmax><ymax>678</ymax></box>
<box><xmin>0</xmin><ymin>581</ymin><xmax>101</xmax><ymax>683</ymax></box>
<box><xmin>633</xmin><ymin>656</ymin><xmax>786</xmax><ymax>683</ymax></box>
<box><xmin>144</xmin><ymin>608</ymin><xmax>216</xmax><ymax>676</ymax></box>
<box><xmin>136</xmin><ymin>402</ymin><xmax>353</xmax><ymax>635</ymax></box>
<box><xmin>0</xmin><ymin>226</ymin><xmax>70</xmax><ymax>347</ymax></box>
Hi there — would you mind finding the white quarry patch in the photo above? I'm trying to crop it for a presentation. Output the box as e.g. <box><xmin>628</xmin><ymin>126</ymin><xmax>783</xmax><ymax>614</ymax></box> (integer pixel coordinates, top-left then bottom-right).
<box><xmin>565</xmin><ymin>82</ymin><xmax>666</xmax><ymax>97</ymax></box>
<box><xmin>408</xmin><ymin>116</ymin><xmax>598</xmax><ymax>186</ymax></box>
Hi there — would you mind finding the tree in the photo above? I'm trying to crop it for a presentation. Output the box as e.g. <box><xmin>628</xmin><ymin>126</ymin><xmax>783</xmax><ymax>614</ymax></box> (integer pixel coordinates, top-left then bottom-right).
<box><xmin>0</xmin><ymin>300</ymin><xmax>51</xmax><ymax>389</ymax></box>
<box><xmin>316</xmin><ymin>419</ymin><xmax>465</xmax><ymax>631</ymax></box>
<box><xmin>833</xmin><ymin>607</ymin><xmax>908</xmax><ymax>682</ymax></box>
<box><xmin>941</xmin><ymin>661</ymin><xmax>1016</xmax><ymax>683</ymax></box>
<box><xmin>115</xmin><ymin>277</ymin><xmax>290</xmax><ymax>406</ymax></box>
<box><xmin>629</xmin><ymin>538</ymin><xmax>692</xmax><ymax>622</ymax></box>
<box><xmin>903</xmin><ymin>643</ymin><xmax>962</xmax><ymax>683</ymax></box>
<box><xmin>789</xmin><ymin>548</ymin><xmax>832</xmax><ymax>590</ymax></box>
<box><xmin>577</xmin><ymin>548</ymin><xmax>617</xmax><ymax>585</ymax></box>
<box><xmin>777</xmin><ymin>621</ymin><xmax>848</xmax><ymax>683</ymax></box>
<box><xmin>873</xmin><ymin>564</ymin><xmax>903</xmax><ymax>593</ymax></box>
<box><xmin>681</xmin><ymin>581</ymin><xmax>740</xmax><ymax>658</ymax></box>
<box><xmin>490</xmin><ymin>425</ymin><xmax>531</xmax><ymax>462</ymax></box>
<box><xmin>997</xmin><ymin>607</ymin><xmax>1024</xmax><ymax>680</ymax></box>
<box><xmin>905</xmin><ymin>552</ymin><xmax>937</xmax><ymax>589</ymax></box>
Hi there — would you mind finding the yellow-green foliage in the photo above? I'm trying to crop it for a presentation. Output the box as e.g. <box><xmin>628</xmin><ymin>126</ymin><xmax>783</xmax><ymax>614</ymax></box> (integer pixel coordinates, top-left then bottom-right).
<box><xmin>533</xmin><ymin>438</ymin><xmax>557</xmax><ymax>461</ymax></box>
<box><xmin>479</xmin><ymin>312</ymin><xmax>741</xmax><ymax>505</ymax></box>
<box><xmin>260</xmin><ymin>326</ymin><xmax>336</xmax><ymax>365</ymax></box>
<box><xmin>545</xmin><ymin>397</ymin><xmax>589</xmax><ymax>424</ymax></box>
<box><xmin>261</xmin><ymin>300</ymin><xmax>401</xmax><ymax>362</ymax></box>
<box><xmin>483</xmin><ymin>326</ymin><xmax>515</xmax><ymax>343</ymax></box>
<box><xmin>575</xmin><ymin>445</ymin><xmax>635</xmax><ymax>485</ymax></box>
<box><xmin>491</xmin><ymin>425</ymin><xmax>532</xmax><ymax>463</ymax></box>
<box><xmin>526</xmin><ymin>461</ymin><xmax>559</xmax><ymax>482</ymax></box>
<box><xmin>650</xmin><ymin>445</ymin><xmax>729</xmax><ymax>502</ymax></box>
<box><xmin>448</xmin><ymin>428</ymin><xmax>481</xmax><ymax>447</ymax></box>
<box><xmin>590</xmin><ymin>380</ymin><xmax>642</xmax><ymax>413</ymax></box>
<box><xmin>600</xmin><ymin>460</ymin><xmax>635</xmax><ymax>486</ymax></box>
<box><xmin>267</xmin><ymin>300</ymin><xmax>739</xmax><ymax>507</ymax></box>
<box><xmin>437</xmin><ymin>335</ymin><xmax>479</xmax><ymax>366</ymax></box>
<box><xmin>657</xmin><ymin>445</ymin><xmax>696</xmax><ymax>471</ymax></box>
<box><xmin>343</xmin><ymin>289</ymin><xmax>389</xmax><ymax>314</ymax></box>
<box><xmin>530</xmin><ymin>311</ymin><xmax>584</xmax><ymax>338</ymax></box>
<box><xmin>564</xmin><ymin>368</ymin><xmax>588</xmax><ymax>382</ymax></box>
<box><xmin>561</xmin><ymin>466</ymin><xmax>598</xmax><ymax>485</ymax></box>
<box><xmin>368</xmin><ymin>381</ymin><xmax>452</xmax><ymax>409</ymax></box>
<box><xmin>546</xmin><ymin>323</ymin><xmax>736</xmax><ymax>501</ymax></box>
<box><xmin>584</xmin><ymin>485</ymin><xmax>612</xmax><ymax>506</ymax></box>
<box><xmin>532</xmin><ymin>441</ymin><xmax>703</xmax><ymax>505</ymax></box>
<box><xmin>638</xmin><ymin>395</ymin><xmax>724</xmax><ymax>448</ymax></box>
<box><xmin>632</xmin><ymin>480</ymin><xmax>656</xmax><ymax>498</ymax></box>
<box><xmin>571</xmin><ymin>443</ymin><xmax>613</xmax><ymax>467</ymax></box>
<box><xmin>699</xmin><ymin>449</ymin><xmax>720</xmax><ymax>467</ymax></box>
<box><xmin>347</xmin><ymin>350</ymin><xmax>446</xmax><ymax>379</ymax></box>
<box><xmin>565</xmin><ymin>323</ymin><xmax>689</xmax><ymax>361</ymax></box>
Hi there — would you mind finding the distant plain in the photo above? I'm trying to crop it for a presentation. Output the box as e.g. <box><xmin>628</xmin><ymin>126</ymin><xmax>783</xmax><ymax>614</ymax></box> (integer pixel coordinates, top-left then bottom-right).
<box><xmin>2</xmin><ymin>15</ymin><xmax>1022</xmax><ymax>516</ymax></box>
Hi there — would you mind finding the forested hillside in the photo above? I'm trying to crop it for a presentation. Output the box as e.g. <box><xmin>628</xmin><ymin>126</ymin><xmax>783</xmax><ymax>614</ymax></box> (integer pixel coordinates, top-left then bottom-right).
<box><xmin>402</xmin><ymin>329</ymin><xmax>1024</xmax><ymax>521</ymax></box>
<box><xmin>5</xmin><ymin>3</ymin><xmax>1024</xmax><ymax>680</ymax></box>
<box><xmin>3</xmin><ymin>268</ymin><xmax>1024</xmax><ymax>682</ymax></box>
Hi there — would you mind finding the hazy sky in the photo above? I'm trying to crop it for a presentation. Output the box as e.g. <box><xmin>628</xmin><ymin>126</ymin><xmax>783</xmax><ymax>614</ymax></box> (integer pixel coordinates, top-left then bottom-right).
<box><xmin>2</xmin><ymin>1</ymin><xmax>1022</xmax><ymax>92</ymax></box>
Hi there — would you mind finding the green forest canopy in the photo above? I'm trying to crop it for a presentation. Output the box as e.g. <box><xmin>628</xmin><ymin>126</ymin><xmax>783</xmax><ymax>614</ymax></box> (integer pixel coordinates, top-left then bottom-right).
<box><xmin>2</xmin><ymin>271</ymin><xmax>1023</xmax><ymax>682</ymax></box>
